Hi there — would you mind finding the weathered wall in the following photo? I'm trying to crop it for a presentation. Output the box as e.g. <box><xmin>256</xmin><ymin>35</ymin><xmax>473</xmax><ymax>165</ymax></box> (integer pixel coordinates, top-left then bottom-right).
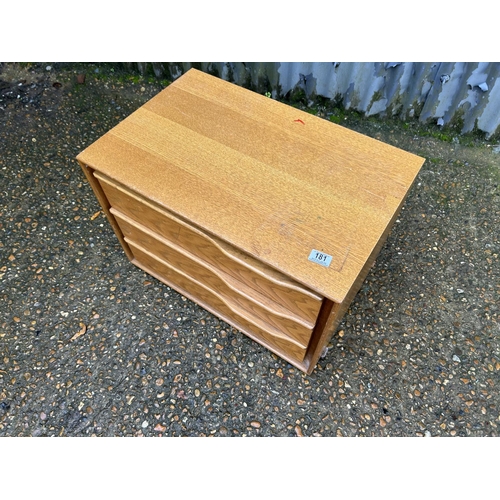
<box><xmin>123</xmin><ymin>62</ymin><xmax>500</xmax><ymax>139</ymax></box>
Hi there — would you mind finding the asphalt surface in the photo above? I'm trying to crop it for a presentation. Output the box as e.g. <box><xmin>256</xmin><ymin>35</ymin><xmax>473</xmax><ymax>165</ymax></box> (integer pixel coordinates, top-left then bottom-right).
<box><xmin>1</xmin><ymin>62</ymin><xmax>499</xmax><ymax>437</ymax></box>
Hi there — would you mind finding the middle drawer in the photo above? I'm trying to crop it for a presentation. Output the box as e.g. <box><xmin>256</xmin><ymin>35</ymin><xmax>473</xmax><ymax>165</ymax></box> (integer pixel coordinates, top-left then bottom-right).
<box><xmin>111</xmin><ymin>208</ymin><xmax>316</xmax><ymax>351</ymax></box>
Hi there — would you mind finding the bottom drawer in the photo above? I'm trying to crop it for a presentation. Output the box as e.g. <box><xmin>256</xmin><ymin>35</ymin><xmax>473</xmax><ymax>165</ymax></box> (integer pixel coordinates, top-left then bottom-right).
<box><xmin>127</xmin><ymin>240</ymin><xmax>309</xmax><ymax>362</ymax></box>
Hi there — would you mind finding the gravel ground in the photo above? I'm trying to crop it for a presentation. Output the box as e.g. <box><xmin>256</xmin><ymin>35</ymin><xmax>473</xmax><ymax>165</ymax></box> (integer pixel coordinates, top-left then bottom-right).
<box><xmin>1</xmin><ymin>62</ymin><xmax>499</xmax><ymax>438</ymax></box>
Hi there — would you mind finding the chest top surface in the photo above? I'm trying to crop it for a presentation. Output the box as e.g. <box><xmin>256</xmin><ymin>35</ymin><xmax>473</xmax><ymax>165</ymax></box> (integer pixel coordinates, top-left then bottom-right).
<box><xmin>77</xmin><ymin>68</ymin><xmax>425</xmax><ymax>303</ymax></box>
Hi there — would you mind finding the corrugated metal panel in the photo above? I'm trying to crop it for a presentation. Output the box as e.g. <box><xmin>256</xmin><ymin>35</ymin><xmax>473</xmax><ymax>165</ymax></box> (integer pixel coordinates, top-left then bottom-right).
<box><xmin>124</xmin><ymin>62</ymin><xmax>500</xmax><ymax>138</ymax></box>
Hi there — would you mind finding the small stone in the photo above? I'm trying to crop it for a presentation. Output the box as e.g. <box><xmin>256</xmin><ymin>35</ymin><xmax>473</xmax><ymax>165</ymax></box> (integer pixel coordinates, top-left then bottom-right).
<box><xmin>8</xmin><ymin>254</ymin><xmax>15</xmax><ymax>261</ymax></box>
<box><xmin>155</xmin><ymin>378</ymin><xmax>164</xmax><ymax>386</ymax></box>
<box><xmin>379</xmin><ymin>417</ymin><xmax>386</xmax><ymax>427</ymax></box>
<box><xmin>276</xmin><ymin>368</ymin><xmax>284</xmax><ymax>378</ymax></box>
<box><xmin>46</xmin><ymin>66</ymin><xmax>52</xmax><ymax>71</ymax></box>
<box><xmin>295</xmin><ymin>425</ymin><xmax>304</xmax><ymax>437</ymax></box>
<box><xmin>424</xmin><ymin>430</ymin><xmax>431</xmax><ymax>437</ymax></box>
<box><xmin>40</xmin><ymin>412</ymin><xmax>47</xmax><ymax>420</ymax></box>
<box><xmin>194</xmin><ymin>389</ymin><xmax>200</xmax><ymax>397</ymax></box>
<box><xmin>154</xmin><ymin>423</ymin><xmax>166</xmax><ymax>432</ymax></box>
<box><xmin>250</xmin><ymin>421</ymin><xmax>261</xmax><ymax>428</ymax></box>
<box><xmin>452</xmin><ymin>355</ymin><xmax>461</xmax><ymax>362</ymax></box>
<box><xmin>142</xmin><ymin>420</ymin><xmax>148</xmax><ymax>428</ymax></box>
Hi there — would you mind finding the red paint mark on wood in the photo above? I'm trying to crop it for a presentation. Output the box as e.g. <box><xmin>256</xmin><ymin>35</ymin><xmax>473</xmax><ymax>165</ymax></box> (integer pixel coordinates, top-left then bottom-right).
<box><xmin>293</xmin><ymin>119</ymin><xmax>305</xmax><ymax>125</ymax></box>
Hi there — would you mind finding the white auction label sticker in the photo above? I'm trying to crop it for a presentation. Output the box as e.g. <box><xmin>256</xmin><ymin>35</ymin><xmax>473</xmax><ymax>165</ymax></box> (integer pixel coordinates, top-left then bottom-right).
<box><xmin>308</xmin><ymin>249</ymin><xmax>332</xmax><ymax>267</ymax></box>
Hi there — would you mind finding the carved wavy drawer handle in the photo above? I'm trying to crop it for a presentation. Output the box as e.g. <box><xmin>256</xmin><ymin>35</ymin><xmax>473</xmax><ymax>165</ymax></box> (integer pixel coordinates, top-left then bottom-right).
<box><xmin>127</xmin><ymin>240</ymin><xmax>307</xmax><ymax>351</ymax></box>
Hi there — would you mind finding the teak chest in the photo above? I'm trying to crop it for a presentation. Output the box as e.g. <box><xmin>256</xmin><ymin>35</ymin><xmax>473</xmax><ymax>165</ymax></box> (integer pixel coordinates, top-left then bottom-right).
<box><xmin>76</xmin><ymin>68</ymin><xmax>425</xmax><ymax>374</ymax></box>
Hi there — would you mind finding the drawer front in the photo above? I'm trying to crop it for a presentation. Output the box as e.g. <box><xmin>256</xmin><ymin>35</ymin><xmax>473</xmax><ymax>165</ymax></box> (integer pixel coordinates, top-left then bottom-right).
<box><xmin>94</xmin><ymin>172</ymin><xmax>323</xmax><ymax>325</ymax></box>
<box><xmin>128</xmin><ymin>240</ymin><xmax>309</xmax><ymax>361</ymax></box>
<box><xmin>112</xmin><ymin>208</ymin><xmax>314</xmax><ymax>349</ymax></box>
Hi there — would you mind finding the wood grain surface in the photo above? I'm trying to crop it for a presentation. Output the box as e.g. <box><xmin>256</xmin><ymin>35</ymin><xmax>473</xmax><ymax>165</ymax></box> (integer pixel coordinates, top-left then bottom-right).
<box><xmin>77</xmin><ymin>68</ymin><xmax>424</xmax><ymax>303</ymax></box>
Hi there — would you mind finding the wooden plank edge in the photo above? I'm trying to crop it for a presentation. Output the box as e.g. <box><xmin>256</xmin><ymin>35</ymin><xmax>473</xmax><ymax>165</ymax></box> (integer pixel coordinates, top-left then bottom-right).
<box><xmin>77</xmin><ymin>161</ymin><xmax>134</xmax><ymax>262</ymax></box>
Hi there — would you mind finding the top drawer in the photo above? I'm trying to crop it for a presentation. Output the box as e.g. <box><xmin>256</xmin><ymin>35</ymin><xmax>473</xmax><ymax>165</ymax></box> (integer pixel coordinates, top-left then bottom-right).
<box><xmin>94</xmin><ymin>171</ymin><xmax>323</xmax><ymax>326</ymax></box>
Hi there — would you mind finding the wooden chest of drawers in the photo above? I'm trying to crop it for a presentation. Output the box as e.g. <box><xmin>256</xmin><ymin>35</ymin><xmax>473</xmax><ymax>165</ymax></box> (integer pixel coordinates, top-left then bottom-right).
<box><xmin>76</xmin><ymin>68</ymin><xmax>425</xmax><ymax>374</ymax></box>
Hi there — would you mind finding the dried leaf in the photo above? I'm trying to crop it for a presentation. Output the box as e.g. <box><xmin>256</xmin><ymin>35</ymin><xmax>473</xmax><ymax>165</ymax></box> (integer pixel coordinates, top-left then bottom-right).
<box><xmin>70</xmin><ymin>322</ymin><xmax>87</xmax><ymax>342</ymax></box>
